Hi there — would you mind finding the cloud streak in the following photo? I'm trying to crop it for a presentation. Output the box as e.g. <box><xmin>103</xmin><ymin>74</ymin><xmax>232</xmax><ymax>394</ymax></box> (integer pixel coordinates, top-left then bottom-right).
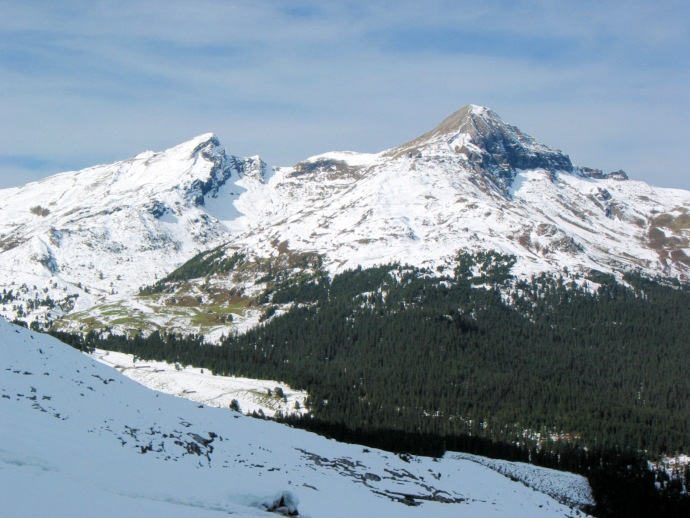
<box><xmin>1</xmin><ymin>0</ymin><xmax>688</xmax><ymax>189</ymax></box>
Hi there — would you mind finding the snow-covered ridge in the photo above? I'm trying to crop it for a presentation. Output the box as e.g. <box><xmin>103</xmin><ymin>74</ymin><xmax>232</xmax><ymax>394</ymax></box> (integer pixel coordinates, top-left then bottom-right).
<box><xmin>298</xmin><ymin>150</ymin><xmax>384</xmax><ymax>167</ymax></box>
<box><xmin>0</xmin><ymin>318</ymin><xmax>593</xmax><ymax>516</ymax></box>
<box><xmin>1</xmin><ymin>104</ymin><xmax>689</xmax><ymax>329</ymax></box>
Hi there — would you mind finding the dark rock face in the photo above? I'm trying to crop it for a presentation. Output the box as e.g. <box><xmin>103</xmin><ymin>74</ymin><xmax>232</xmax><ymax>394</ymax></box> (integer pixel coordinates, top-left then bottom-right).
<box><xmin>148</xmin><ymin>201</ymin><xmax>168</xmax><ymax>218</ymax></box>
<box><xmin>263</xmin><ymin>491</ymin><xmax>299</xmax><ymax>516</ymax></box>
<box><xmin>448</xmin><ymin>107</ymin><xmax>573</xmax><ymax>176</ymax></box>
<box><xmin>398</xmin><ymin>106</ymin><xmax>573</xmax><ymax>193</ymax></box>
<box><xmin>576</xmin><ymin>167</ymin><xmax>629</xmax><ymax>181</ymax></box>
<box><xmin>291</xmin><ymin>158</ymin><xmax>345</xmax><ymax>176</ymax></box>
<box><xmin>608</xmin><ymin>170</ymin><xmax>629</xmax><ymax>181</ymax></box>
<box><xmin>577</xmin><ymin>166</ymin><xmax>606</xmax><ymax>179</ymax></box>
<box><xmin>186</xmin><ymin>137</ymin><xmax>265</xmax><ymax>207</ymax></box>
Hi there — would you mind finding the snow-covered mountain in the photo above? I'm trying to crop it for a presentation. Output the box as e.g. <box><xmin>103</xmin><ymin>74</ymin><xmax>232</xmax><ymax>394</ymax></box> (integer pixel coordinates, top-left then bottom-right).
<box><xmin>2</xmin><ymin>104</ymin><xmax>689</xmax><ymax>330</ymax></box>
<box><xmin>0</xmin><ymin>318</ymin><xmax>593</xmax><ymax>516</ymax></box>
<box><xmin>224</xmin><ymin>104</ymin><xmax>689</xmax><ymax>279</ymax></box>
<box><xmin>0</xmin><ymin>134</ymin><xmax>266</xmax><ymax>325</ymax></box>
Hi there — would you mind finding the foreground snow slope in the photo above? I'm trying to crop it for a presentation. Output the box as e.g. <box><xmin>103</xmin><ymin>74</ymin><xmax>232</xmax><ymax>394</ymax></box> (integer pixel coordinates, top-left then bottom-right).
<box><xmin>0</xmin><ymin>319</ymin><xmax>592</xmax><ymax>517</ymax></box>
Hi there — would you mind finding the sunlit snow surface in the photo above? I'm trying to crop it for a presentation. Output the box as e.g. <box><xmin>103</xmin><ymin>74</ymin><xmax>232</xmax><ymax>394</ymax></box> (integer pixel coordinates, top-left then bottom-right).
<box><xmin>1</xmin><ymin>319</ymin><xmax>592</xmax><ymax>517</ymax></box>
<box><xmin>90</xmin><ymin>348</ymin><xmax>309</xmax><ymax>417</ymax></box>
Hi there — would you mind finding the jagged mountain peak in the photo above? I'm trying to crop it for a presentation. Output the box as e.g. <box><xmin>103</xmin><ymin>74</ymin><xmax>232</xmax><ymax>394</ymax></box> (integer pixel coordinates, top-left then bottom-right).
<box><xmin>394</xmin><ymin>105</ymin><xmax>573</xmax><ymax>185</ymax></box>
<box><xmin>125</xmin><ymin>133</ymin><xmax>222</xmax><ymax>175</ymax></box>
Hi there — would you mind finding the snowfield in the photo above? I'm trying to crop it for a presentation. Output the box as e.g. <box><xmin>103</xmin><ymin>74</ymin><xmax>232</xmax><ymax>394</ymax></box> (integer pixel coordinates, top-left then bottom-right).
<box><xmin>90</xmin><ymin>348</ymin><xmax>309</xmax><ymax>418</ymax></box>
<box><xmin>1</xmin><ymin>318</ymin><xmax>593</xmax><ymax>517</ymax></box>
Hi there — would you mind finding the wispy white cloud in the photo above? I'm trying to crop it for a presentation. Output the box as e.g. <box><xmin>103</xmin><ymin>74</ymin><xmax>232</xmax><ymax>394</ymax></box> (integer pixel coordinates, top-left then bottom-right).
<box><xmin>1</xmin><ymin>0</ymin><xmax>688</xmax><ymax>188</ymax></box>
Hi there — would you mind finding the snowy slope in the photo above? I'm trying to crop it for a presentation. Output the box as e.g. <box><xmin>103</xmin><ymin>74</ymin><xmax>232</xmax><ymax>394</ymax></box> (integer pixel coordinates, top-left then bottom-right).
<box><xmin>2</xmin><ymin>104</ymin><xmax>689</xmax><ymax>329</ymax></box>
<box><xmin>0</xmin><ymin>318</ymin><xmax>593</xmax><ymax>517</ymax></box>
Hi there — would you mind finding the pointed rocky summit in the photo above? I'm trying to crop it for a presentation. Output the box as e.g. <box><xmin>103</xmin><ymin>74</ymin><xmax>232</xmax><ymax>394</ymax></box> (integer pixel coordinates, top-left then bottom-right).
<box><xmin>394</xmin><ymin>105</ymin><xmax>573</xmax><ymax>187</ymax></box>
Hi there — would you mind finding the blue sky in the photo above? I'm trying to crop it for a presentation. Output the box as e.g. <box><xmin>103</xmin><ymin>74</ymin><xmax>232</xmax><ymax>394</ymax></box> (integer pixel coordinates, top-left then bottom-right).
<box><xmin>1</xmin><ymin>0</ymin><xmax>689</xmax><ymax>189</ymax></box>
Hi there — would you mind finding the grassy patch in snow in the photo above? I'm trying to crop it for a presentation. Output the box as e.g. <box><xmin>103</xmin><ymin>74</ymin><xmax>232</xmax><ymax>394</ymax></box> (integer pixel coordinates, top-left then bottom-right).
<box><xmin>652</xmin><ymin>211</ymin><xmax>690</xmax><ymax>231</ymax></box>
<box><xmin>53</xmin><ymin>286</ymin><xmax>254</xmax><ymax>338</ymax></box>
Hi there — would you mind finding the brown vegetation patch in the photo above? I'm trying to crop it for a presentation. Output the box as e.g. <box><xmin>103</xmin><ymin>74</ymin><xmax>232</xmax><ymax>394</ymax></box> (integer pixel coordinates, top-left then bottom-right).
<box><xmin>0</xmin><ymin>236</ymin><xmax>24</xmax><ymax>252</ymax></box>
<box><xmin>517</xmin><ymin>231</ymin><xmax>532</xmax><ymax>249</ymax></box>
<box><xmin>269</xmin><ymin>239</ymin><xmax>322</xmax><ymax>270</ymax></box>
<box><xmin>167</xmin><ymin>295</ymin><xmax>202</xmax><ymax>307</ymax></box>
<box><xmin>647</xmin><ymin>227</ymin><xmax>667</xmax><ymax>250</ymax></box>
<box><xmin>652</xmin><ymin>212</ymin><xmax>690</xmax><ymax>231</ymax></box>
<box><xmin>536</xmin><ymin>224</ymin><xmax>557</xmax><ymax>237</ymax></box>
<box><xmin>670</xmin><ymin>249</ymin><xmax>690</xmax><ymax>267</ymax></box>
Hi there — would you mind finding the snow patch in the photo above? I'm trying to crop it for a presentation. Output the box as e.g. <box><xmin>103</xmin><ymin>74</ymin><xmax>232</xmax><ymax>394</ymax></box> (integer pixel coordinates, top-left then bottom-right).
<box><xmin>90</xmin><ymin>348</ymin><xmax>309</xmax><ymax>417</ymax></box>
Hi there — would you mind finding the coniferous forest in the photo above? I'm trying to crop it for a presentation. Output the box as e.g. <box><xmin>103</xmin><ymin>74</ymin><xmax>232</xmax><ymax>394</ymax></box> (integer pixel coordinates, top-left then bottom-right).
<box><xmin>50</xmin><ymin>253</ymin><xmax>690</xmax><ymax>516</ymax></box>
